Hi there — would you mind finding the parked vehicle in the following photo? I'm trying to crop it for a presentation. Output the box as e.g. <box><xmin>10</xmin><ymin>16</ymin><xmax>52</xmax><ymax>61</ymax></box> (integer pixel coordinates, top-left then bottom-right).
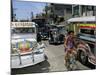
<box><xmin>67</xmin><ymin>16</ymin><xmax>96</xmax><ymax>65</ymax></box>
<box><xmin>11</xmin><ymin>22</ymin><xmax>47</xmax><ymax>69</ymax></box>
<box><xmin>40</xmin><ymin>32</ymin><xmax>49</xmax><ymax>40</ymax></box>
<box><xmin>48</xmin><ymin>25</ymin><xmax>67</xmax><ymax>44</ymax></box>
<box><xmin>77</xmin><ymin>31</ymin><xmax>96</xmax><ymax>65</ymax></box>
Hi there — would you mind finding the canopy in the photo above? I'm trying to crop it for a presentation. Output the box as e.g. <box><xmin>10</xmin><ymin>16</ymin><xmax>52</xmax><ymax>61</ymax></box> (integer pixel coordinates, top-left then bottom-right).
<box><xmin>67</xmin><ymin>16</ymin><xmax>96</xmax><ymax>23</ymax></box>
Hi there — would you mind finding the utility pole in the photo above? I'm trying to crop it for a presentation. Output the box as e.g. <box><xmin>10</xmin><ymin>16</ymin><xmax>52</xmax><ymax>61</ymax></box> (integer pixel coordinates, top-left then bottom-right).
<box><xmin>31</xmin><ymin>12</ymin><xmax>34</xmax><ymax>21</ymax></box>
<box><xmin>13</xmin><ymin>8</ymin><xmax>17</xmax><ymax>22</ymax></box>
<box><xmin>11</xmin><ymin>0</ymin><xmax>13</xmax><ymax>21</ymax></box>
<box><xmin>11</xmin><ymin>0</ymin><xmax>17</xmax><ymax>22</ymax></box>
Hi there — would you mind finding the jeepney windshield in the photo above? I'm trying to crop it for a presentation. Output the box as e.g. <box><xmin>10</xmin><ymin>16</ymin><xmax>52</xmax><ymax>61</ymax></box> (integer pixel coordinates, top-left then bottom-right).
<box><xmin>51</xmin><ymin>29</ymin><xmax>58</xmax><ymax>34</ymax></box>
<box><xmin>12</xmin><ymin>28</ymin><xmax>35</xmax><ymax>34</ymax></box>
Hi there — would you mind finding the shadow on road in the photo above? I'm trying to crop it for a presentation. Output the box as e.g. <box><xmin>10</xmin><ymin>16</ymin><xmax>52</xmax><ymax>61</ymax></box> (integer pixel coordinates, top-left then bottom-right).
<box><xmin>49</xmin><ymin>42</ymin><xmax>64</xmax><ymax>46</ymax></box>
<box><xmin>11</xmin><ymin>60</ymin><xmax>50</xmax><ymax>75</ymax></box>
<box><xmin>86</xmin><ymin>62</ymin><xmax>96</xmax><ymax>69</ymax></box>
<box><xmin>76</xmin><ymin>61</ymin><xmax>96</xmax><ymax>69</ymax></box>
<box><xmin>64</xmin><ymin>60</ymin><xmax>96</xmax><ymax>72</ymax></box>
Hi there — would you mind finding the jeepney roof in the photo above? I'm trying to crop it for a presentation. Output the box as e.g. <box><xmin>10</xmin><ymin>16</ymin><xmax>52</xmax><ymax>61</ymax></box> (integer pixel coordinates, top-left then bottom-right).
<box><xmin>67</xmin><ymin>16</ymin><xmax>96</xmax><ymax>23</ymax></box>
<box><xmin>50</xmin><ymin>28</ymin><xmax>58</xmax><ymax>31</ymax></box>
<box><xmin>50</xmin><ymin>24</ymin><xmax>65</xmax><ymax>27</ymax></box>
<box><xmin>56</xmin><ymin>25</ymin><xmax>65</xmax><ymax>27</ymax></box>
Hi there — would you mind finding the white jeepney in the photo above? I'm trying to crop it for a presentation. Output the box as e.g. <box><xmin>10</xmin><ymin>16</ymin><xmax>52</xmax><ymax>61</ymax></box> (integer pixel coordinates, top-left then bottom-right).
<box><xmin>11</xmin><ymin>22</ymin><xmax>46</xmax><ymax>69</ymax></box>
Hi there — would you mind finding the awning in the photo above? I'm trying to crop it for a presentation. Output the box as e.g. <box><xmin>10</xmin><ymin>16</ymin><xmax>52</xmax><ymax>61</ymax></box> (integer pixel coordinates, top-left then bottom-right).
<box><xmin>67</xmin><ymin>16</ymin><xmax>96</xmax><ymax>23</ymax></box>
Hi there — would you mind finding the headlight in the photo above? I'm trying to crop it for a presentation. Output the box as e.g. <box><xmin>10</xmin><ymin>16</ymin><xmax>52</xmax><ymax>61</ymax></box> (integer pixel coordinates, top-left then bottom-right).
<box><xmin>11</xmin><ymin>43</ymin><xmax>17</xmax><ymax>54</ymax></box>
<box><xmin>11</xmin><ymin>43</ymin><xmax>21</xmax><ymax>54</ymax></box>
<box><xmin>11</xmin><ymin>43</ymin><xmax>16</xmax><ymax>48</ymax></box>
<box><xmin>34</xmin><ymin>48</ymin><xmax>44</xmax><ymax>54</ymax></box>
<box><xmin>33</xmin><ymin>43</ymin><xmax>45</xmax><ymax>54</ymax></box>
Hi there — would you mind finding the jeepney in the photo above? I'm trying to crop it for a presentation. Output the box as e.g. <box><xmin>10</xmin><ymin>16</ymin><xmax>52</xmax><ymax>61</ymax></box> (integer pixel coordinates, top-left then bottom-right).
<box><xmin>11</xmin><ymin>22</ymin><xmax>46</xmax><ymax>69</ymax></box>
<box><xmin>67</xmin><ymin>16</ymin><xmax>96</xmax><ymax>65</ymax></box>
<box><xmin>48</xmin><ymin>25</ymin><xmax>67</xmax><ymax>44</ymax></box>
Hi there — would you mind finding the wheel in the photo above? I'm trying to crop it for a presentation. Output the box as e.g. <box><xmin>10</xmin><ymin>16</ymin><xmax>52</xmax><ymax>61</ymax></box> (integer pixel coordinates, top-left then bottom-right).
<box><xmin>48</xmin><ymin>38</ymin><xmax>52</xmax><ymax>44</ymax></box>
<box><xmin>78</xmin><ymin>51</ymin><xmax>88</xmax><ymax>65</ymax></box>
<box><xmin>44</xmin><ymin>55</ymin><xmax>48</xmax><ymax>60</ymax></box>
<box><xmin>59</xmin><ymin>34</ymin><xmax>64</xmax><ymax>42</ymax></box>
<box><xmin>49</xmin><ymin>40</ymin><xmax>51</xmax><ymax>44</ymax></box>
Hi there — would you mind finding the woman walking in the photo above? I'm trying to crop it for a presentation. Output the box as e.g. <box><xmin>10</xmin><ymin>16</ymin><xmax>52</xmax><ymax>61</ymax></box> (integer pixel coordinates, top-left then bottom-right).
<box><xmin>64</xmin><ymin>31</ymin><xmax>75</xmax><ymax>65</ymax></box>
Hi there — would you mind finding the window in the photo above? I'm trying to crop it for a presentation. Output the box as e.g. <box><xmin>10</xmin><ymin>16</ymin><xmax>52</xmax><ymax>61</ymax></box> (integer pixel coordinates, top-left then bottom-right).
<box><xmin>93</xmin><ymin>6</ymin><xmax>96</xmax><ymax>16</ymax></box>
<box><xmin>73</xmin><ymin>5</ymin><xmax>79</xmax><ymax>16</ymax></box>
<box><xmin>80</xmin><ymin>29</ymin><xmax>95</xmax><ymax>35</ymax></box>
<box><xmin>87</xmin><ymin>6</ymin><xmax>92</xmax><ymax>11</ymax></box>
<box><xmin>12</xmin><ymin>28</ymin><xmax>35</xmax><ymax>34</ymax></box>
<box><xmin>82</xmin><ymin>6</ymin><xmax>87</xmax><ymax>16</ymax></box>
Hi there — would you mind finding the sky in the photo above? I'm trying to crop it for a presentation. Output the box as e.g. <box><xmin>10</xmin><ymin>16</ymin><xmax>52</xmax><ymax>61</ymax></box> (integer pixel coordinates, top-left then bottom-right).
<box><xmin>12</xmin><ymin>0</ymin><xmax>47</xmax><ymax>20</ymax></box>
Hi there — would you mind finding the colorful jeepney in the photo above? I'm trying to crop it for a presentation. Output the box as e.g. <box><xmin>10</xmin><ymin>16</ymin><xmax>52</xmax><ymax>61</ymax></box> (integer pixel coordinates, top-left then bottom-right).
<box><xmin>11</xmin><ymin>22</ymin><xmax>46</xmax><ymax>68</ymax></box>
<box><xmin>67</xmin><ymin>16</ymin><xmax>96</xmax><ymax>65</ymax></box>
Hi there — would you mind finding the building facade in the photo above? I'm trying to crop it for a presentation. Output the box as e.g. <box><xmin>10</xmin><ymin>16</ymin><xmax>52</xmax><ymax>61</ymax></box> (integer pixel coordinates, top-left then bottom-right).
<box><xmin>72</xmin><ymin>5</ymin><xmax>96</xmax><ymax>17</ymax></box>
<box><xmin>47</xmin><ymin>3</ymin><xmax>72</xmax><ymax>24</ymax></box>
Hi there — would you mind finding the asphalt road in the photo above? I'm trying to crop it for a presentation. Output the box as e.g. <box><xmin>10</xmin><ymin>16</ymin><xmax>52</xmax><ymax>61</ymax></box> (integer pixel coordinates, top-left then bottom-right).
<box><xmin>11</xmin><ymin>40</ymin><xmax>95</xmax><ymax>74</ymax></box>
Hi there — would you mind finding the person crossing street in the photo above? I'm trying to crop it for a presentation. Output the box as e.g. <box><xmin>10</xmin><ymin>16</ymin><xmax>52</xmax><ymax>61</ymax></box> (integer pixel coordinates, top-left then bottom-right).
<box><xmin>64</xmin><ymin>31</ymin><xmax>76</xmax><ymax>66</ymax></box>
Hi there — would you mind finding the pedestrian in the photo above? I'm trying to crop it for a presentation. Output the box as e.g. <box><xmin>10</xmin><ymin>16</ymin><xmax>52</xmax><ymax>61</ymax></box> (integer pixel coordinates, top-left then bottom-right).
<box><xmin>37</xmin><ymin>32</ymin><xmax>42</xmax><ymax>43</ymax></box>
<box><xmin>64</xmin><ymin>31</ymin><xmax>76</xmax><ymax>65</ymax></box>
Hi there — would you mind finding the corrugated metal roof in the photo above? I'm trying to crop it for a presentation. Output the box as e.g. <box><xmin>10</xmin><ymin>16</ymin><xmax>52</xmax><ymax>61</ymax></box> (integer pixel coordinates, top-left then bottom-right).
<box><xmin>67</xmin><ymin>16</ymin><xmax>96</xmax><ymax>23</ymax></box>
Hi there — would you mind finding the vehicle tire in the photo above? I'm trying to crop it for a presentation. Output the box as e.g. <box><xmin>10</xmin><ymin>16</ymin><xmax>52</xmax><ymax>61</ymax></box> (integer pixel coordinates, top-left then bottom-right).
<box><xmin>44</xmin><ymin>55</ymin><xmax>48</xmax><ymax>60</ymax></box>
<box><xmin>49</xmin><ymin>40</ymin><xmax>51</xmax><ymax>44</ymax></box>
<box><xmin>48</xmin><ymin>38</ymin><xmax>51</xmax><ymax>44</ymax></box>
<box><xmin>59</xmin><ymin>34</ymin><xmax>64</xmax><ymax>43</ymax></box>
<box><xmin>38</xmin><ymin>60</ymin><xmax>46</xmax><ymax>66</ymax></box>
<box><xmin>78</xmin><ymin>50</ymin><xmax>88</xmax><ymax>65</ymax></box>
